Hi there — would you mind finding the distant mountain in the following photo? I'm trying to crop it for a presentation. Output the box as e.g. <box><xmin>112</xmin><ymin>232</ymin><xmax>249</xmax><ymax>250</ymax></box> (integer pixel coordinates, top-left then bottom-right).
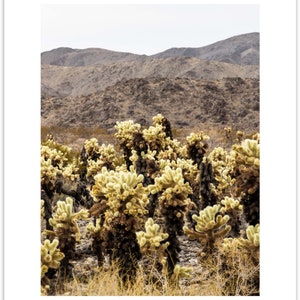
<box><xmin>41</xmin><ymin>57</ymin><xmax>258</xmax><ymax>97</ymax></box>
<box><xmin>41</xmin><ymin>32</ymin><xmax>259</xmax><ymax>66</ymax></box>
<box><xmin>151</xmin><ymin>32</ymin><xmax>259</xmax><ymax>65</ymax></box>
<box><xmin>41</xmin><ymin>32</ymin><xmax>260</xmax><ymax>145</ymax></box>
<box><xmin>41</xmin><ymin>47</ymin><xmax>147</xmax><ymax>66</ymax></box>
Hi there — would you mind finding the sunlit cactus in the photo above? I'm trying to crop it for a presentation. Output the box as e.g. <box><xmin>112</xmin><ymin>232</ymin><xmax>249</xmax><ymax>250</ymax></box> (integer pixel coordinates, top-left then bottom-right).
<box><xmin>183</xmin><ymin>204</ymin><xmax>231</xmax><ymax>254</ymax></box>
<box><xmin>207</xmin><ymin>147</ymin><xmax>236</xmax><ymax>197</ymax></box>
<box><xmin>41</xmin><ymin>239</ymin><xmax>65</xmax><ymax>295</ymax></box>
<box><xmin>220</xmin><ymin>196</ymin><xmax>243</xmax><ymax>237</ymax></box>
<box><xmin>91</xmin><ymin>166</ymin><xmax>149</xmax><ymax>222</ymax></box>
<box><xmin>149</xmin><ymin>166</ymin><xmax>192</xmax><ymax>275</ymax></box>
<box><xmin>136</xmin><ymin>218</ymin><xmax>169</xmax><ymax>252</ymax></box>
<box><xmin>170</xmin><ymin>264</ymin><xmax>193</xmax><ymax>283</ymax></box>
<box><xmin>238</xmin><ymin>224</ymin><xmax>260</xmax><ymax>261</ymax></box>
<box><xmin>114</xmin><ymin>120</ymin><xmax>142</xmax><ymax>147</ymax></box>
<box><xmin>91</xmin><ymin>166</ymin><xmax>150</xmax><ymax>283</ymax></box>
<box><xmin>186</xmin><ymin>131</ymin><xmax>210</xmax><ymax>168</ymax></box>
<box><xmin>86</xmin><ymin>143</ymin><xmax>120</xmax><ymax>179</ymax></box>
<box><xmin>231</xmin><ymin>138</ymin><xmax>260</xmax><ymax>225</ymax></box>
<box><xmin>43</xmin><ymin>197</ymin><xmax>89</xmax><ymax>278</ymax></box>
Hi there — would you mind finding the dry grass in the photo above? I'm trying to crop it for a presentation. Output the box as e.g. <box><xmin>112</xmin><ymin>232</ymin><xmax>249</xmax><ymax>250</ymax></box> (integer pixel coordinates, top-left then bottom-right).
<box><xmin>49</xmin><ymin>249</ymin><xmax>259</xmax><ymax>296</ymax></box>
<box><xmin>41</xmin><ymin>126</ymin><xmax>116</xmax><ymax>153</ymax></box>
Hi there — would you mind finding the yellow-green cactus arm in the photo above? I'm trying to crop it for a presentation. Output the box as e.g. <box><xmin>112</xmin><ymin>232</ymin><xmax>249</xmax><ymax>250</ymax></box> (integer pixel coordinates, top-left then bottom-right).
<box><xmin>41</xmin><ymin>239</ymin><xmax>65</xmax><ymax>271</ymax></box>
<box><xmin>172</xmin><ymin>264</ymin><xmax>193</xmax><ymax>280</ymax></box>
<box><xmin>83</xmin><ymin>138</ymin><xmax>100</xmax><ymax>157</ymax></box>
<box><xmin>239</xmin><ymin>224</ymin><xmax>260</xmax><ymax>248</ymax></box>
<box><xmin>114</xmin><ymin>120</ymin><xmax>141</xmax><ymax>147</ymax></box>
<box><xmin>41</xmin><ymin>200</ymin><xmax>45</xmax><ymax>218</ymax></box>
<box><xmin>220</xmin><ymin>196</ymin><xmax>243</xmax><ymax>213</ymax></box>
<box><xmin>232</xmin><ymin>139</ymin><xmax>260</xmax><ymax>166</ymax></box>
<box><xmin>185</xmin><ymin>205</ymin><xmax>231</xmax><ymax>251</ymax></box>
<box><xmin>183</xmin><ymin>226</ymin><xmax>206</xmax><ymax>241</ymax></box>
<box><xmin>136</xmin><ymin>218</ymin><xmax>169</xmax><ymax>250</ymax></box>
<box><xmin>207</xmin><ymin>147</ymin><xmax>236</xmax><ymax>195</ymax></box>
<box><xmin>49</xmin><ymin>197</ymin><xmax>89</xmax><ymax>241</ymax></box>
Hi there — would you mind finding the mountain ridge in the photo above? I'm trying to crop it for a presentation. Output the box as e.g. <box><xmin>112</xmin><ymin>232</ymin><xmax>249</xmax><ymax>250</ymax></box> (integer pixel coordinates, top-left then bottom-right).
<box><xmin>41</xmin><ymin>32</ymin><xmax>259</xmax><ymax>66</ymax></box>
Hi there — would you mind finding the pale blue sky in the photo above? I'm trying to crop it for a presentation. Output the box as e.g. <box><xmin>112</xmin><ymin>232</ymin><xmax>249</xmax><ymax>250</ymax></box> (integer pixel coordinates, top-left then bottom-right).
<box><xmin>41</xmin><ymin>4</ymin><xmax>259</xmax><ymax>54</ymax></box>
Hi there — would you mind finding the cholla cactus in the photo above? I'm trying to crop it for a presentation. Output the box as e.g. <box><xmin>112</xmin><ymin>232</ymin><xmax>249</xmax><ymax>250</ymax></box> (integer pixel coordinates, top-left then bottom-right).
<box><xmin>238</xmin><ymin>224</ymin><xmax>260</xmax><ymax>261</ymax></box>
<box><xmin>231</xmin><ymin>139</ymin><xmax>260</xmax><ymax>225</ymax></box>
<box><xmin>221</xmin><ymin>196</ymin><xmax>243</xmax><ymax>213</ymax></box>
<box><xmin>41</xmin><ymin>239</ymin><xmax>65</xmax><ymax>295</ymax></box>
<box><xmin>136</xmin><ymin>218</ymin><xmax>169</xmax><ymax>282</ymax></box>
<box><xmin>149</xmin><ymin>166</ymin><xmax>192</xmax><ymax>275</ymax></box>
<box><xmin>114</xmin><ymin>120</ymin><xmax>142</xmax><ymax>169</ymax></box>
<box><xmin>220</xmin><ymin>226</ymin><xmax>259</xmax><ymax>255</ymax></box>
<box><xmin>136</xmin><ymin>218</ymin><xmax>169</xmax><ymax>252</ymax></box>
<box><xmin>153</xmin><ymin>114</ymin><xmax>173</xmax><ymax>139</ymax></box>
<box><xmin>235</xmin><ymin>130</ymin><xmax>245</xmax><ymax>142</ymax></box>
<box><xmin>231</xmin><ymin>139</ymin><xmax>259</xmax><ymax>195</ymax></box>
<box><xmin>48</xmin><ymin>197</ymin><xmax>89</xmax><ymax>241</ymax></box>
<box><xmin>222</xmin><ymin>224</ymin><xmax>259</xmax><ymax>258</ymax></box>
<box><xmin>83</xmin><ymin>138</ymin><xmax>100</xmax><ymax>159</ymax></box>
<box><xmin>44</xmin><ymin>197</ymin><xmax>89</xmax><ymax>278</ymax></box>
<box><xmin>41</xmin><ymin>138</ymin><xmax>81</xmax><ymax>232</ymax></box>
<box><xmin>142</xmin><ymin>124</ymin><xmax>168</xmax><ymax>153</ymax></box>
<box><xmin>86</xmin><ymin>144</ymin><xmax>119</xmax><ymax>178</ymax></box>
<box><xmin>207</xmin><ymin>147</ymin><xmax>236</xmax><ymax>197</ymax></box>
<box><xmin>183</xmin><ymin>204</ymin><xmax>231</xmax><ymax>254</ymax></box>
<box><xmin>224</xmin><ymin>127</ymin><xmax>232</xmax><ymax>139</ymax></box>
<box><xmin>150</xmin><ymin>166</ymin><xmax>192</xmax><ymax>213</ymax></box>
<box><xmin>41</xmin><ymin>200</ymin><xmax>45</xmax><ymax>218</ymax></box>
<box><xmin>220</xmin><ymin>196</ymin><xmax>243</xmax><ymax>237</ymax></box>
<box><xmin>170</xmin><ymin>264</ymin><xmax>193</xmax><ymax>284</ymax></box>
<box><xmin>186</xmin><ymin>131</ymin><xmax>210</xmax><ymax>168</ymax></box>
<box><xmin>114</xmin><ymin>120</ymin><xmax>142</xmax><ymax>146</ymax></box>
<box><xmin>91</xmin><ymin>166</ymin><xmax>150</xmax><ymax>283</ymax></box>
<box><xmin>91</xmin><ymin>167</ymin><xmax>149</xmax><ymax>223</ymax></box>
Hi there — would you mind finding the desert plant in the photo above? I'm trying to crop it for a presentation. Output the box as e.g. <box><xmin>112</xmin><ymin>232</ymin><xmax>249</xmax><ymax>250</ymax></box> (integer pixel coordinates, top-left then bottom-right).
<box><xmin>220</xmin><ymin>196</ymin><xmax>243</xmax><ymax>237</ymax></box>
<box><xmin>149</xmin><ymin>166</ymin><xmax>192</xmax><ymax>275</ymax></box>
<box><xmin>231</xmin><ymin>138</ymin><xmax>260</xmax><ymax>225</ymax></box>
<box><xmin>136</xmin><ymin>218</ymin><xmax>169</xmax><ymax>285</ymax></box>
<box><xmin>186</xmin><ymin>131</ymin><xmax>210</xmax><ymax>168</ymax></box>
<box><xmin>206</xmin><ymin>146</ymin><xmax>236</xmax><ymax>198</ymax></box>
<box><xmin>183</xmin><ymin>204</ymin><xmax>231</xmax><ymax>255</ymax></box>
<box><xmin>198</xmin><ymin>159</ymin><xmax>218</xmax><ymax>209</ymax></box>
<box><xmin>41</xmin><ymin>239</ymin><xmax>65</xmax><ymax>295</ymax></box>
<box><xmin>114</xmin><ymin>120</ymin><xmax>142</xmax><ymax>169</ymax></box>
<box><xmin>219</xmin><ymin>224</ymin><xmax>260</xmax><ymax>295</ymax></box>
<box><xmin>90</xmin><ymin>166</ymin><xmax>149</xmax><ymax>284</ymax></box>
<box><xmin>43</xmin><ymin>197</ymin><xmax>89</xmax><ymax>278</ymax></box>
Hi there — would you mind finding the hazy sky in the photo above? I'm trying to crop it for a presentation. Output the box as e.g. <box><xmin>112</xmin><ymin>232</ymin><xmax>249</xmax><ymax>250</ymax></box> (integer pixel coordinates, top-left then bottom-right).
<box><xmin>41</xmin><ymin>4</ymin><xmax>259</xmax><ymax>54</ymax></box>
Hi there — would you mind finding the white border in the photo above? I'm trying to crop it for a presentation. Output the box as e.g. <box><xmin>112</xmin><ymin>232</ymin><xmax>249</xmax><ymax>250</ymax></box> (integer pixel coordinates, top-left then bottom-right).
<box><xmin>3</xmin><ymin>0</ymin><xmax>297</xmax><ymax>299</ymax></box>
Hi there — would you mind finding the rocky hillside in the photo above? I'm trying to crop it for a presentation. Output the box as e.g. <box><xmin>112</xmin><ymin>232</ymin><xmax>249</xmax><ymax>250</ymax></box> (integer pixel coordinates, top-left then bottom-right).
<box><xmin>41</xmin><ymin>57</ymin><xmax>258</xmax><ymax>97</ymax></box>
<box><xmin>41</xmin><ymin>76</ymin><xmax>259</xmax><ymax>133</ymax></box>
<box><xmin>41</xmin><ymin>32</ymin><xmax>260</xmax><ymax>143</ymax></box>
